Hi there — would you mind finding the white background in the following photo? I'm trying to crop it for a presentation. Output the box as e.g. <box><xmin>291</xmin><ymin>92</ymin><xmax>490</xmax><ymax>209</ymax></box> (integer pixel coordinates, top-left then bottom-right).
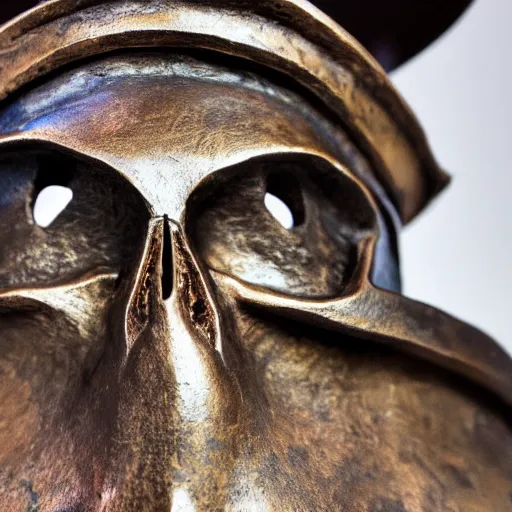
<box><xmin>392</xmin><ymin>0</ymin><xmax>512</xmax><ymax>353</ymax></box>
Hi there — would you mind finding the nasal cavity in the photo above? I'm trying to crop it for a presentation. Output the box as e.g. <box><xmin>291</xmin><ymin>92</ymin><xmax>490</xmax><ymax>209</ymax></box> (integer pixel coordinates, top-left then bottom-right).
<box><xmin>161</xmin><ymin>217</ymin><xmax>174</xmax><ymax>300</ymax></box>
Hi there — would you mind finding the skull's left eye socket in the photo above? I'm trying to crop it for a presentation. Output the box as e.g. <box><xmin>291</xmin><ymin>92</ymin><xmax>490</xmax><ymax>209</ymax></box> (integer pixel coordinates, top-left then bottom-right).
<box><xmin>187</xmin><ymin>154</ymin><xmax>381</xmax><ymax>298</ymax></box>
<box><xmin>0</xmin><ymin>147</ymin><xmax>150</xmax><ymax>290</ymax></box>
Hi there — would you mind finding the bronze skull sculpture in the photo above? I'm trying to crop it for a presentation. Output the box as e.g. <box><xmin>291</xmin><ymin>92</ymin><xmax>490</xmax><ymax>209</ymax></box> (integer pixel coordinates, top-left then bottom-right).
<box><xmin>0</xmin><ymin>1</ymin><xmax>511</xmax><ymax>510</ymax></box>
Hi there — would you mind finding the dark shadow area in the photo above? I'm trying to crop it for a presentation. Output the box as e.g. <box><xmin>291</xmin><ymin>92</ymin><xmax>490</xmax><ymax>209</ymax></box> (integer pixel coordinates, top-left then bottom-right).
<box><xmin>0</xmin><ymin>1</ymin><xmax>40</xmax><ymax>24</ymax></box>
<box><xmin>161</xmin><ymin>216</ymin><xmax>174</xmax><ymax>301</ymax></box>
<box><xmin>314</xmin><ymin>0</ymin><xmax>473</xmax><ymax>70</ymax></box>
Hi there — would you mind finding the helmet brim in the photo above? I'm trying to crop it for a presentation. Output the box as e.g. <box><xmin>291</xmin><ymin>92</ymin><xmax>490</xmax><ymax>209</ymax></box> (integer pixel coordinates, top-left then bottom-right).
<box><xmin>0</xmin><ymin>0</ymin><xmax>473</xmax><ymax>71</ymax></box>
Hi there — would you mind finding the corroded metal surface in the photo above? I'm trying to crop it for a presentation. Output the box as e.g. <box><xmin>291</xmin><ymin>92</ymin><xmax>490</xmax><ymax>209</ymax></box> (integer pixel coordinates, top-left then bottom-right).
<box><xmin>0</xmin><ymin>2</ymin><xmax>511</xmax><ymax>511</ymax></box>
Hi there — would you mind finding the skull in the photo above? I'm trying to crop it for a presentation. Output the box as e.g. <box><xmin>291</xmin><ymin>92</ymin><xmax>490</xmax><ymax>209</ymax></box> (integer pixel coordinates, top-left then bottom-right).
<box><xmin>0</xmin><ymin>1</ymin><xmax>511</xmax><ymax>511</ymax></box>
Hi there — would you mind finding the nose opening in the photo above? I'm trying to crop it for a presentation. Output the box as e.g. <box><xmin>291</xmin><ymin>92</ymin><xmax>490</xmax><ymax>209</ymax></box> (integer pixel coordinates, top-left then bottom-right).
<box><xmin>161</xmin><ymin>215</ymin><xmax>174</xmax><ymax>300</ymax></box>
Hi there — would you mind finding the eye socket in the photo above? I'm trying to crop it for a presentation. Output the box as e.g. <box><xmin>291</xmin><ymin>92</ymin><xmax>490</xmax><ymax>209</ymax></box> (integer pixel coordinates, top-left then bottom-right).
<box><xmin>33</xmin><ymin>185</ymin><xmax>73</xmax><ymax>228</ymax></box>
<box><xmin>188</xmin><ymin>155</ymin><xmax>375</xmax><ymax>298</ymax></box>
<box><xmin>0</xmin><ymin>146</ymin><xmax>151</xmax><ymax>290</ymax></box>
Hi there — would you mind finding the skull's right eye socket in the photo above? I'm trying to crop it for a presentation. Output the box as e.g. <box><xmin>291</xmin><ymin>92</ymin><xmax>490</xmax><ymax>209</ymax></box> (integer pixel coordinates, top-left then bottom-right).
<box><xmin>0</xmin><ymin>147</ymin><xmax>150</xmax><ymax>290</ymax></box>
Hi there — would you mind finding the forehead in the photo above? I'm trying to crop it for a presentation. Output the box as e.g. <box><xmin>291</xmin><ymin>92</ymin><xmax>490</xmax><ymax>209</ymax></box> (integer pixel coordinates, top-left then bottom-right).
<box><xmin>0</xmin><ymin>54</ymin><xmax>358</xmax><ymax>219</ymax></box>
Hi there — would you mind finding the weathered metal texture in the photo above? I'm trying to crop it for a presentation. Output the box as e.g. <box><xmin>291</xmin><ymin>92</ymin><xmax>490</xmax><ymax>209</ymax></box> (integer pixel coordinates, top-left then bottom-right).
<box><xmin>0</xmin><ymin>2</ymin><xmax>510</xmax><ymax>511</ymax></box>
<box><xmin>0</xmin><ymin>0</ymin><xmax>475</xmax><ymax>72</ymax></box>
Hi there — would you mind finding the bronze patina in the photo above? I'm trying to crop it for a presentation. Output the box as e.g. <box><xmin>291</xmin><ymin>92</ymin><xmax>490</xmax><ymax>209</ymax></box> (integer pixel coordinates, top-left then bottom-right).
<box><xmin>0</xmin><ymin>1</ymin><xmax>511</xmax><ymax>511</ymax></box>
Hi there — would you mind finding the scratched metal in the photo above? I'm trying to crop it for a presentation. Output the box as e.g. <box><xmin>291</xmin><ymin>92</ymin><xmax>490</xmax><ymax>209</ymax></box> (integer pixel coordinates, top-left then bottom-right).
<box><xmin>0</xmin><ymin>2</ymin><xmax>511</xmax><ymax>511</ymax></box>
